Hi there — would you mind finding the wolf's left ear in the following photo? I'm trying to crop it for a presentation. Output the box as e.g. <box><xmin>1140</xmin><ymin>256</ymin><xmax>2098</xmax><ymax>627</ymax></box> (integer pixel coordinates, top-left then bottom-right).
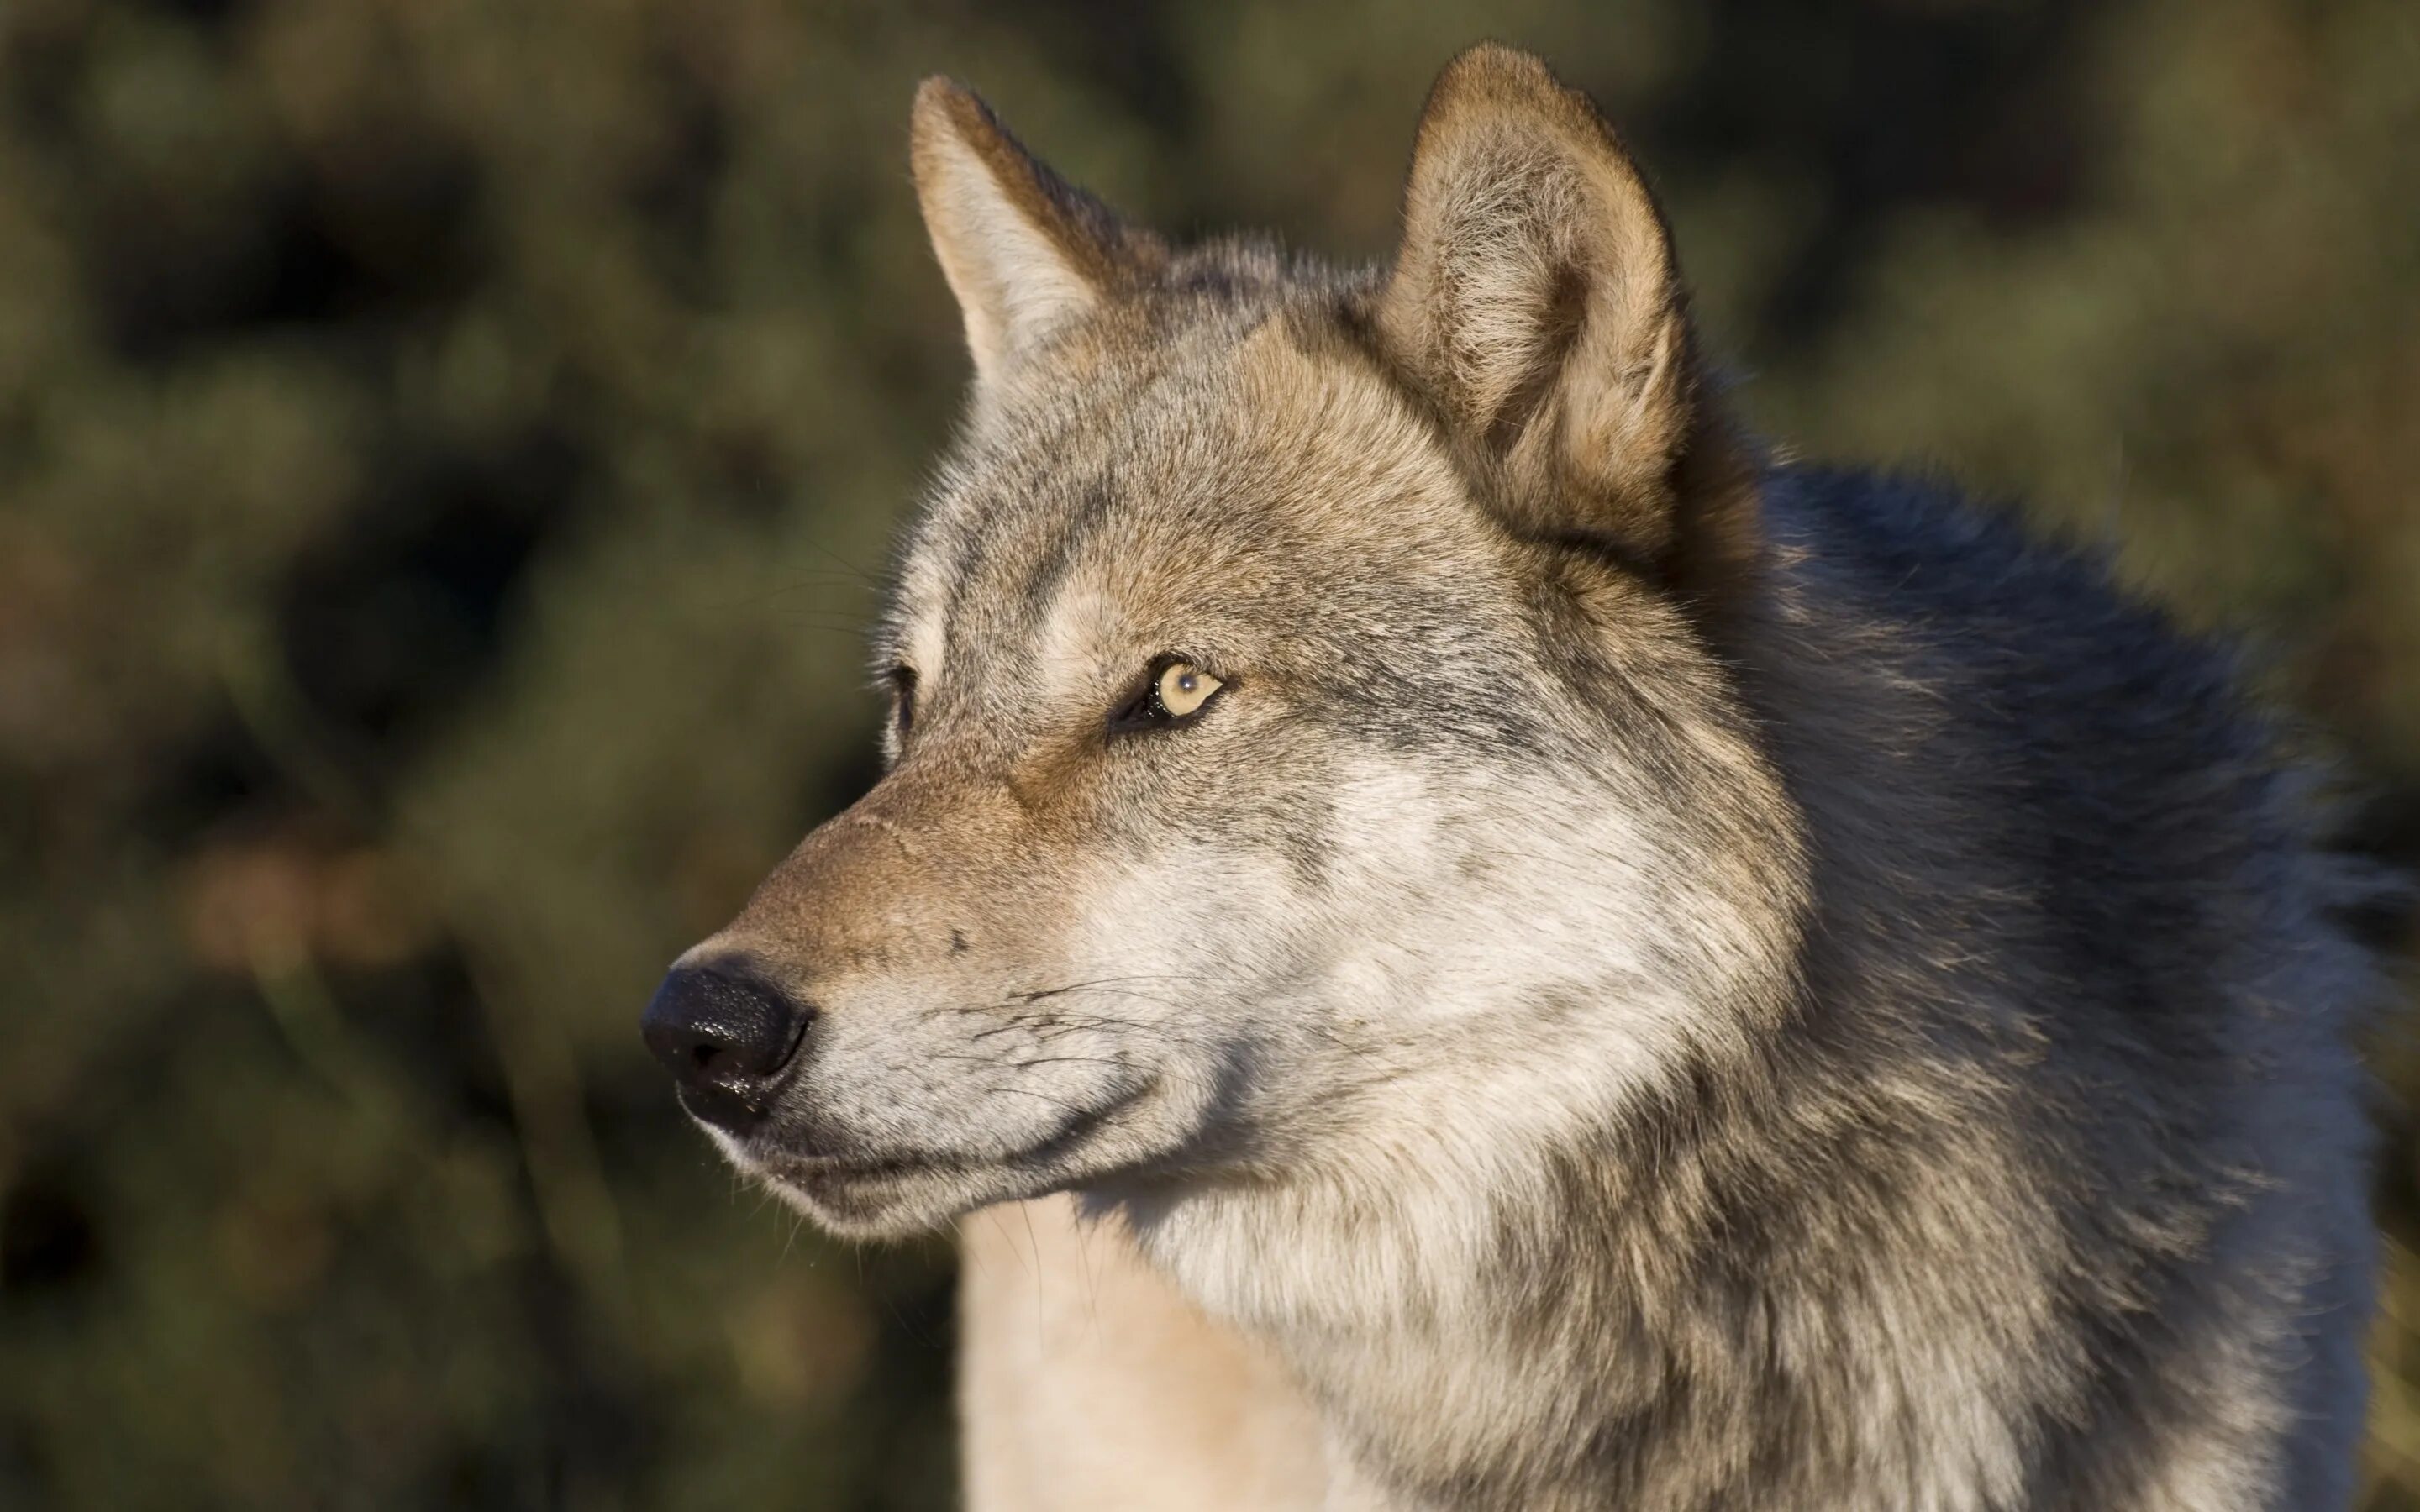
<box><xmin>911</xmin><ymin>80</ymin><xmax>1165</xmax><ymax>395</ymax></box>
<box><xmin>1376</xmin><ymin>47</ymin><xmax>1752</xmax><ymax>583</ymax></box>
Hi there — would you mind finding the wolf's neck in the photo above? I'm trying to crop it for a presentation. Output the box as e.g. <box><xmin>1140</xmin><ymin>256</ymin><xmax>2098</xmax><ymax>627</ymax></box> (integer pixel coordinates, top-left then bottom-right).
<box><xmin>1105</xmin><ymin>1063</ymin><xmax>2056</xmax><ymax>1510</ymax></box>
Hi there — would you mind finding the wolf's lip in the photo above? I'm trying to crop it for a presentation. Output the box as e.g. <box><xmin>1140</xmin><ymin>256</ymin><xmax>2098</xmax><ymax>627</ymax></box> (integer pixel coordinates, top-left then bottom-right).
<box><xmin>760</xmin><ymin>1079</ymin><xmax>1159</xmax><ymax>1191</ymax></box>
<box><xmin>1002</xmin><ymin>1076</ymin><xmax>1158</xmax><ymax>1168</ymax></box>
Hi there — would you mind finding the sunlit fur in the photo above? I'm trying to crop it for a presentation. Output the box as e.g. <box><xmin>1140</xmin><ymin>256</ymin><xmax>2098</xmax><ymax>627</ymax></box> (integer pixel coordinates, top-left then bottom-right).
<box><xmin>666</xmin><ymin>45</ymin><xmax>2377</xmax><ymax>1511</ymax></box>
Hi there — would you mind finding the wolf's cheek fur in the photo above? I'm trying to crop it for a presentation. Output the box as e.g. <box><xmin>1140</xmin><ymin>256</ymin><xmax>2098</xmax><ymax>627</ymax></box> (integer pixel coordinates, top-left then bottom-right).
<box><xmin>1095</xmin><ymin>754</ymin><xmax>1807</xmax><ymax>1321</ymax></box>
<box><xmin>729</xmin><ymin>702</ymin><xmax>1797</xmax><ymax>1241</ymax></box>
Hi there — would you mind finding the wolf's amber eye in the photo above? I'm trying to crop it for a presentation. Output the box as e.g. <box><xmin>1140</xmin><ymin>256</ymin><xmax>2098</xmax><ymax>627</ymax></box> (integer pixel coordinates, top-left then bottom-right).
<box><xmin>1110</xmin><ymin>657</ymin><xmax>1226</xmax><ymax>735</ymax></box>
<box><xmin>1155</xmin><ymin>663</ymin><xmax>1221</xmax><ymax>718</ymax></box>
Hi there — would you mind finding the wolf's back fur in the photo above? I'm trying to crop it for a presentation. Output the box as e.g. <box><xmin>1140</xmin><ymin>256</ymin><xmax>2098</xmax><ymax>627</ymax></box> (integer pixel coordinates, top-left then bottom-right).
<box><xmin>655</xmin><ymin>46</ymin><xmax>2377</xmax><ymax>1511</ymax></box>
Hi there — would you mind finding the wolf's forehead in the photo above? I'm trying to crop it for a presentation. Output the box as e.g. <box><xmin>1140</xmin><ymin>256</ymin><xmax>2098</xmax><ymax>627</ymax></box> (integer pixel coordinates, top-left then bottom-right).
<box><xmin>887</xmin><ymin>321</ymin><xmax>1482</xmax><ymax>680</ymax></box>
<box><xmin>888</xmin><ymin>399</ymin><xmax>1208</xmax><ymax>679</ymax></box>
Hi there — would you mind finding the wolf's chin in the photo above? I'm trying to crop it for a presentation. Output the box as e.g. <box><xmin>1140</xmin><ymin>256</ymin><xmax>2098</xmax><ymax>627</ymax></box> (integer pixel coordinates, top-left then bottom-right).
<box><xmin>761</xmin><ymin>1157</ymin><xmax>1039</xmax><ymax>1237</ymax></box>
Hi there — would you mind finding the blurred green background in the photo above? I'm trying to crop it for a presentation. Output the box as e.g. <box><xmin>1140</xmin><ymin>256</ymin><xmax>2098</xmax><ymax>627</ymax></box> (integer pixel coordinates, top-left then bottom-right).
<box><xmin>0</xmin><ymin>0</ymin><xmax>2414</xmax><ymax>1506</ymax></box>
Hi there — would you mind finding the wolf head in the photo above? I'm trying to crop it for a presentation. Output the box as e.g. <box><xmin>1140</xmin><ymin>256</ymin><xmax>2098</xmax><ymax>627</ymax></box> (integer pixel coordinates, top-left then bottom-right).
<box><xmin>644</xmin><ymin>46</ymin><xmax>1806</xmax><ymax>1243</ymax></box>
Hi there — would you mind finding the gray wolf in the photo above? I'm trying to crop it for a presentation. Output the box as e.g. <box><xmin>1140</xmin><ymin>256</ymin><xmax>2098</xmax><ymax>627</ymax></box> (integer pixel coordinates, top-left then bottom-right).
<box><xmin>641</xmin><ymin>45</ymin><xmax>2378</xmax><ymax>1510</ymax></box>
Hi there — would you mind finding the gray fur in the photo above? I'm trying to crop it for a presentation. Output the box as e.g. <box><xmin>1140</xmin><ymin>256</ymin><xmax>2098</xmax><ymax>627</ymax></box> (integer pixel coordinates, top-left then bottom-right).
<box><xmin>653</xmin><ymin>46</ymin><xmax>2377</xmax><ymax>1511</ymax></box>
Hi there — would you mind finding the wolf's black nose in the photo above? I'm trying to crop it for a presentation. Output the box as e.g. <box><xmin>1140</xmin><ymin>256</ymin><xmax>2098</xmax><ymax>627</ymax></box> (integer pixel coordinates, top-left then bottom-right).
<box><xmin>641</xmin><ymin>961</ymin><xmax>812</xmax><ymax>1131</ymax></box>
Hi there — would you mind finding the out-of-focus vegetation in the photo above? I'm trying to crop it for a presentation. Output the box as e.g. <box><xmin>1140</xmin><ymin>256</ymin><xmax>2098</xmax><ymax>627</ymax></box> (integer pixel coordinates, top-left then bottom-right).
<box><xmin>0</xmin><ymin>0</ymin><xmax>2412</xmax><ymax>1506</ymax></box>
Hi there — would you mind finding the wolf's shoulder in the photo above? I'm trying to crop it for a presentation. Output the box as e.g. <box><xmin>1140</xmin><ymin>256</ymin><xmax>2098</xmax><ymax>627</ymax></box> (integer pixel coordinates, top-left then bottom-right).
<box><xmin>1750</xmin><ymin>465</ymin><xmax>2351</xmax><ymax>995</ymax></box>
<box><xmin>1760</xmin><ymin>464</ymin><xmax>2254</xmax><ymax>757</ymax></box>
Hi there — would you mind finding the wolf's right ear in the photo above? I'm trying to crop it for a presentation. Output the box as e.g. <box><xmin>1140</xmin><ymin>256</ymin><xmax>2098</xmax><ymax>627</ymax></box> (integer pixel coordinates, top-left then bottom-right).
<box><xmin>910</xmin><ymin>80</ymin><xmax>1164</xmax><ymax>396</ymax></box>
<box><xmin>1375</xmin><ymin>47</ymin><xmax>1753</xmax><ymax>586</ymax></box>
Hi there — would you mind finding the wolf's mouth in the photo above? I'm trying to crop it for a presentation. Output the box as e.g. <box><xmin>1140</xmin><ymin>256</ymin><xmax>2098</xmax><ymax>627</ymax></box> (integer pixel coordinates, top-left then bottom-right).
<box><xmin>753</xmin><ymin>1078</ymin><xmax>1159</xmax><ymax>1205</ymax></box>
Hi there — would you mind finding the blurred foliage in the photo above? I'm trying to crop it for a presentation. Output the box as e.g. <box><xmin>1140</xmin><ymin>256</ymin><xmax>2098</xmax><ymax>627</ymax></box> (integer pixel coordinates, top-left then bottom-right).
<box><xmin>0</xmin><ymin>0</ymin><xmax>2412</xmax><ymax>1507</ymax></box>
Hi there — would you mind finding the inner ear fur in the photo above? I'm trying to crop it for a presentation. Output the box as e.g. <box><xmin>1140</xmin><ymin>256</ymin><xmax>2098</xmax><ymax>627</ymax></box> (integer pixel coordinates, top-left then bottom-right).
<box><xmin>1376</xmin><ymin>45</ymin><xmax>1757</xmax><ymax>591</ymax></box>
<box><xmin>909</xmin><ymin>79</ymin><xmax>1165</xmax><ymax>392</ymax></box>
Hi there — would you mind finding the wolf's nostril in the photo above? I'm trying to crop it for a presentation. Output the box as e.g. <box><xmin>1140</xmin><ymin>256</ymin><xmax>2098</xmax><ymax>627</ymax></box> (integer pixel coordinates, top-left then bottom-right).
<box><xmin>640</xmin><ymin>961</ymin><xmax>813</xmax><ymax>1131</ymax></box>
